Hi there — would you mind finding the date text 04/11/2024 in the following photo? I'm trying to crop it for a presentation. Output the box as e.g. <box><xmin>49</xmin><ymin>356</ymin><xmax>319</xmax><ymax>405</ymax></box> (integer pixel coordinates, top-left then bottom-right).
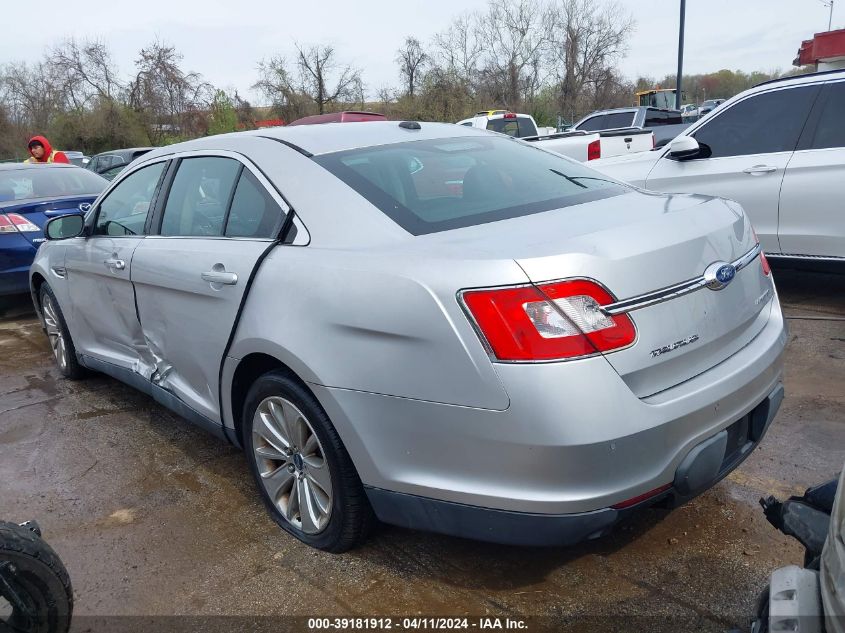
<box><xmin>307</xmin><ymin>617</ymin><xmax>528</xmax><ymax>630</ymax></box>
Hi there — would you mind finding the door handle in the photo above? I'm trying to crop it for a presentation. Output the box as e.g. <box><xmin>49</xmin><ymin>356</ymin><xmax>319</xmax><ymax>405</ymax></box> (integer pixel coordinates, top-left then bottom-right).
<box><xmin>201</xmin><ymin>271</ymin><xmax>238</xmax><ymax>285</ymax></box>
<box><xmin>742</xmin><ymin>165</ymin><xmax>777</xmax><ymax>175</ymax></box>
<box><xmin>104</xmin><ymin>258</ymin><xmax>125</xmax><ymax>270</ymax></box>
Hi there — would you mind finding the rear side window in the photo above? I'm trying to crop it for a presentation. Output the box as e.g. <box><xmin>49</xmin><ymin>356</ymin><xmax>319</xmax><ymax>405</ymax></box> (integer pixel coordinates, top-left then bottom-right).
<box><xmin>93</xmin><ymin>162</ymin><xmax>166</xmax><ymax>236</ymax></box>
<box><xmin>603</xmin><ymin>112</ymin><xmax>635</xmax><ymax>129</ymax></box>
<box><xmin>314</xmin><ymin>136</ymin><xmax>627</xmax><ymax>235</ymax></box>
<box><xmin>160</xmin><ymin>157</ymin><xmax>241</xmax><ymax>237</ymax></box>
<box><xmin>807</xmin><ymin>82</ymin><xmax>845</xmax><ymax>150</ymax></box>
<box><xmin>225</xmin><ymin>170</ymin><xmax>284</xmax><ymax>238</ymax></box>
<box><xmin>645</xmin><ymin>110</ymin><xmax>683</xmax><ymax>126</ymax></box>
<box><xmin>693</xmin><ymin>86</ymin><xmax>819</xmax><ymax>158</ymax></box>
<box><xmin>576</xmin><ymin>115</ymin><xmax>605</xmax><ymax>132</ymax></box>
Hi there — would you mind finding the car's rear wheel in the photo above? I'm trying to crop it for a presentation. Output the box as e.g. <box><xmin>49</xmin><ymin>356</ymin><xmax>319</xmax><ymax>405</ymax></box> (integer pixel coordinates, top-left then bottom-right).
<box><xmin>39</xmin><ymin>285</ymin><xmax>84</xmax><ymax>380</ymax></box>
<box><xmin>243</xmin><ymin>371</ymin><xmax>374</xmax><ymax>552</ymax></box>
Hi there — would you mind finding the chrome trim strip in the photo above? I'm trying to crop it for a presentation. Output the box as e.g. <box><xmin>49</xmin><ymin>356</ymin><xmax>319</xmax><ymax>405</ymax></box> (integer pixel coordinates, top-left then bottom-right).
<box><xmin>601</xmin><ymin>243</ymin><xmax>762</xmax><ymax>316</ymax></box>
<box><xmin>766</xmin><ymin>253</ymin><xmax>845</xmax><ymax>262</ymax></box>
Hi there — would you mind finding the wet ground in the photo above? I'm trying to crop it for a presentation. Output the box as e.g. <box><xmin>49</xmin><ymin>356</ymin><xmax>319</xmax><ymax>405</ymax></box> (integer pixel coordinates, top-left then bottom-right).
<box><xmin>1</xmin><ymin>263</ymin><xmax>844</xmax><ymax>632</ymax></box>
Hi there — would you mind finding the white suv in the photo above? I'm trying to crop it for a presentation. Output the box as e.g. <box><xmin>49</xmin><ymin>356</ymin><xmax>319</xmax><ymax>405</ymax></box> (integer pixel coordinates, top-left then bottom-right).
<box><xmin>592</xmin><ymin>70</ymin><xmax>845</xmax><ymax>261</ymax></box>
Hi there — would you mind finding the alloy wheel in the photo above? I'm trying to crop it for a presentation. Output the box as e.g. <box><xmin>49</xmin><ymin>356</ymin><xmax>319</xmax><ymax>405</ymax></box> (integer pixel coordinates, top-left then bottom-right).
<box><xmin>252</xmin><ymin>396</ymin><xmax>333</xmax><ymax>534</ymax></box>
<box><xmin>41</xmin><ymin>296</ymin><xmax>67</xmax><ymax>372</ymax></box>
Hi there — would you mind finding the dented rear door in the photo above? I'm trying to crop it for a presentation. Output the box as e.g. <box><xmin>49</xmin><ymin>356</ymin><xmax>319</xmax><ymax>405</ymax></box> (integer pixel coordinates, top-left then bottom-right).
<box><xmin>130</xmin><ymin>153</ymin><xmax>287</xmax><ymax>423</ymax></box>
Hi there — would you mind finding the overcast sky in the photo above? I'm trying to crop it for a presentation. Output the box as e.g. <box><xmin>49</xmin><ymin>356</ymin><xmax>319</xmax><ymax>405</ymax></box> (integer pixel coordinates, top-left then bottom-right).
<box><xmin>2</xmin><ymin>0</ymin><xmax>837</xmax><ymax>104</ymax></box>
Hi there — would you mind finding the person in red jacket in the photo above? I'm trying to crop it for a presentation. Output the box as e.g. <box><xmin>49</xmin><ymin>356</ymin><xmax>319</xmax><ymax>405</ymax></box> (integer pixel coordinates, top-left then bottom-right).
<box><xmin>24</xmin><ymin>136</ymin><xmax>70</xmax><ymax>164</ymax></box>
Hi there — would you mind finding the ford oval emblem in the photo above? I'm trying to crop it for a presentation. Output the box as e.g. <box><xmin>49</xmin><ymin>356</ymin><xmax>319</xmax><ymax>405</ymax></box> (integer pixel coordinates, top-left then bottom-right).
<box><xmin>704</xmin><ymin>261</ymin><xmax>737</xmax><ymax>291</ymax></box>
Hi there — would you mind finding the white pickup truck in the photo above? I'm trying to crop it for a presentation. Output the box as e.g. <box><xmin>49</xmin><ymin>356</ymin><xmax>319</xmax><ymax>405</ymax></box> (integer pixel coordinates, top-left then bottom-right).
<box><xmin>456</xmin><ymin>111</ymin><xmax>654</xmax><ymax>161</ymax></box>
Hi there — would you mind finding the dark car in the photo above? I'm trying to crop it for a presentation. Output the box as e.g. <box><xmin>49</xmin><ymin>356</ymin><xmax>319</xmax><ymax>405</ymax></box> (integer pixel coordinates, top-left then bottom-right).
<box><xmin>0</xmin><ymin>164</ymin><xmax>107</xmax><ymax>295</ymax></box>
<box><xmin>86</xmin><ymin>147</ymin><xmax>154</xmax><ymax>181</ymax></box>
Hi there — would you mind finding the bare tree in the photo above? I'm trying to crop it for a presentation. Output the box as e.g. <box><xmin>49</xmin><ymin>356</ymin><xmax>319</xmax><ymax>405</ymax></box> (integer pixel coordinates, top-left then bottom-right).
<box><xmin>0</xmin><ymin>61</ymin><xmax>61</xmax><ymax>131</ymax></box>
<box><xmin>253</xmin><ymin>56</ymin><xmax>310</xmax><ymax>122</ymax></box>
<box><xmin>128</xmin><ymin>41</ymin><xmax>213</xmax><ymax>143</ymax></box>
<box><xmin>395</xmin><ymin>37</ymin><xmax>429</xmax><ymax>98</ymax></box>
<box><xmin>294</xmin><ymin>44</ymin><xmax>362</xmax><ymax>114</ymax></box>
<box><xmin>47</xmin><ymin>39</ymin><xmax>124</xmax><ymax>111</ymax></box>
<box><xmin>432</xmin><ymin>13</ymin><xmax>483</xmax><ymax>82</ymax></box>
<box><xmin>475</xmin><ymin>0</ymin><xmax>551</xmax><ymax>109</ymax></box>
<box><xmin>547</xmin><ymin>0</ymin><xmax>633</xmax><ymax>117</ymax></box>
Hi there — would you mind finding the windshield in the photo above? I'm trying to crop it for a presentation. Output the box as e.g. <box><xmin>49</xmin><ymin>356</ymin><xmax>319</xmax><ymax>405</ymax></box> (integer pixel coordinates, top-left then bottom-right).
<box><xmin>0</xmin><ymin>167</ymin><xmax>107</xmax><ymax>202</ymax></box>
<box><xmin>314</xmin><ymin>136</ymin><xmax>627</xmax><ymax>235</ymax></box>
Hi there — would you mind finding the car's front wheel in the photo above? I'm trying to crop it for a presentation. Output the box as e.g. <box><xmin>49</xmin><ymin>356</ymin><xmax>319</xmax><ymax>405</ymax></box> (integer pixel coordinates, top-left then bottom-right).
<box><xmin>39</xmin><ymin>285</ymin><xmax>84</xmax><ymax>380</ymax></box>
<box><xmin>243</xmin><ymin>371</ymin><xmax>374</xmax><ymax>552</ymax></box>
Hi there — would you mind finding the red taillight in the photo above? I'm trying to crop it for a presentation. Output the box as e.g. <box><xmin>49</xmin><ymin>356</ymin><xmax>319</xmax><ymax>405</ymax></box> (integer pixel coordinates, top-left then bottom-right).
<box><xmin>0</xmin><ymin>213</ymin><xmax>39</xmax><ymax>233</ymax></box>
<box><xmin>503</xmin><ymin>112</ymin><xmax>517</xmax><ymax>119</ymax></box>
<box><xmin>760</xmin><ymin>251</ymin><xmax>771</xmax><ymax>276</ymax></box>
<box><xmin>750</xmin><ymin>227</ymin><xmax>771</xmax><ymax>276</ymax></box>
<box><xmin>611</xmin><ymin>483</ymin><xmax>672</xmax><ymax>509</ymax></box>
<box><xmin>587</xmin><ymin>139</ymin><xmax>601</xmax><ymax>161</ymax></box>
<box><xmin>461</xmin><ymin>279</ymin><xmax>636</xmax><ymax>361</ymax></box>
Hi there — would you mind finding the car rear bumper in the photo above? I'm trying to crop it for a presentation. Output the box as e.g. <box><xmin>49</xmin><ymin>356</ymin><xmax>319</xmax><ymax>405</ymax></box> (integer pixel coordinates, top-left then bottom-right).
<box><xmin>312</xmin><ymin>295</ymin><xmax>786</xmax><ymax>520</ymax></box>
<box><xmin>362</xmin><ymin>383</ymin><xmax>783</xmax><ymax>546</ymax></box>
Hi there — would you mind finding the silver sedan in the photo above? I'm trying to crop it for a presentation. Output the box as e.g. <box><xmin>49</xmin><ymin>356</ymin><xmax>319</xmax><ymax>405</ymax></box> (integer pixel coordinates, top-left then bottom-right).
<box><xmin>30</xmin><ymin>122</ymin><xmax>787</xmax><ymax>551</ymax></box>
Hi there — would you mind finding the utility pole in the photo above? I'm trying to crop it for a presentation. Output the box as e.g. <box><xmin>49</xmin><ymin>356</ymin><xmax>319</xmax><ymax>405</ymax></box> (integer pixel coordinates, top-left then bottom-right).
<box><xmin>821</xmin><ymin>0</ymin><xmax>834</xmax><ymax>30</ymax></box>
<box><xmin>676</xmin><ymin>0</ymin><xmax>686</xmax><ymax>110</ymax></box>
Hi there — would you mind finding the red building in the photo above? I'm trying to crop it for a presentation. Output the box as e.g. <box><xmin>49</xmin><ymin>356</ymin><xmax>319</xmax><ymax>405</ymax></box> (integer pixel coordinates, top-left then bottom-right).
<box><xmin>794</xmin><ymin>28</ymin><xmax>845</xmax><ymax>70</ymax></box>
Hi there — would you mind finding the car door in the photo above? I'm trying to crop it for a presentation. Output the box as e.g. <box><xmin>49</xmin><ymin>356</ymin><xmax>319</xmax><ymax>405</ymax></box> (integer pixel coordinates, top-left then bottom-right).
<box><xmin>644</xmin><ymin>84</ymin><xmax>821</xmax><ymax>255</ymax></box>
<box><xmin>778</xmin><ymin>79</ymin><xmax>845</xmax><ymax>258</ymax></box>
<box><xmin>63</xmin><ymin>159</ymin><xmax>168</xmax><ymax>372</ymax></box>
<box><xmin>131</xmin><ymin>152</ymin><xmax>288</xmax><ymax>423</ymax></box>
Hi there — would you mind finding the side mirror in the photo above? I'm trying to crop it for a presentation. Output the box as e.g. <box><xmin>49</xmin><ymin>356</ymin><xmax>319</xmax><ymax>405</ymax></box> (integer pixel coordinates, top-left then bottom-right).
<box><xmin>45</xmin><ymin>214</ymin><xmax>85</xmax><ymax>240</ymax></box>
<box><xmin>668</xmin><ymin>136</ymin><xmax>701</xmax><ymax>161</ymax></box>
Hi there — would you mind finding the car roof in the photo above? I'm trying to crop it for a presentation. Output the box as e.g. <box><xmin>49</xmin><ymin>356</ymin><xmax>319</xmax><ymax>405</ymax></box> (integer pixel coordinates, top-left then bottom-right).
<box><xmin>752</xmin><ymin>68</ymin><xmax>845</xmax><ymax>90</ymax></box>
<box><xmin>144</xmin><ymin>121</ymin><xmax>490</xmax><ymax>158</ymax></box>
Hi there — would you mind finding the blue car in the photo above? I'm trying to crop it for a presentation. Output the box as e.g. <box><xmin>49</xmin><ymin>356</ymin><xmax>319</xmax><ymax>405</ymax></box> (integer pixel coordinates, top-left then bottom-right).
<box><xmin>0</xmin><ymin>164</ymin><xmax>107</xmax><ymax>296</ymax></box>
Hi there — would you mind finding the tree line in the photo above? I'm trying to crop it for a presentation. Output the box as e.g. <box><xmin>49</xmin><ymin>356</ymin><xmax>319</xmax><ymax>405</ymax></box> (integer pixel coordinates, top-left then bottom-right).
<box><xmin>0</xmin><ymin>0</ymin><xmax>805</xmax><ymax>159</ymax></box>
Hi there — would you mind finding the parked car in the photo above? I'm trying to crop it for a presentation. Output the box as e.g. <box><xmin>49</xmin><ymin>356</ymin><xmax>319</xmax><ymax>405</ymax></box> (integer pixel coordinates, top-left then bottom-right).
<box><xmin>63</xmin><ymin>151</ymin><xmax>89</xmax><ymax>167</ymax></box>
<box><xmin>32</xmin><ymin>121</ymin><xmax>785</xmax><ymax>552</ymax></box>
<box><xmin>571</xmin><ymin>106</ymin><xmax>690</xmax><ymax>147</ymax></box>
<box><xmin>680</xmin><ymin>104</ymin><xmax>699</xmax><ymax>120</ymax></box>
<box><xmin>591</xmin><ymin>70</ymin><xmax>845</xmax><ymax>261</ymax></box>
<box><xmin>457</xmin><ymin>111</ymin><xmax>653</xmax><ymax>160</ymax></box>
<box><xmin>288</xmin><ymin>111</ymin><xmax>387</xmax><ymax>126</ymax></box>
<box><xmin>86</xmin><ymin>148</ymin><xmax>154</xmax><ymax>181</ymax></box>
<box><xmin>0</xmin><ymin>164</ymin><xmax>106</xmax><ymax>295</ymax></box>
<box><xmin>698</xmin><ymin>98</ymin><xmax>726</xmax><ymax>116</ymax></box>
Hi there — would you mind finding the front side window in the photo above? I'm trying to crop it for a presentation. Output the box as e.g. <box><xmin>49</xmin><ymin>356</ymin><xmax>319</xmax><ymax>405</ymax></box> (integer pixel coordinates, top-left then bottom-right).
<box><xmin>93</xmin><ymin>162</ymin><xmax>166</xmax><ymax>236</ymax></box>
<box><xmin>160</xmin><ymin>157</ymin><xmax>241</xmax><ymax>237</ymax></box>
<box><xmin>808</xmin><ymin>82</ymin><xmax>845</xmax><ymax>150</ymax></box>
<box><xmin>315</xmin><ymin>136</ymin><xmax>627</xmax><ymax>235</ymax></box>
<box><xmin>692</xmin><ymin>86</ymin><xmax>818</xmax><ymax>158</ymax></box>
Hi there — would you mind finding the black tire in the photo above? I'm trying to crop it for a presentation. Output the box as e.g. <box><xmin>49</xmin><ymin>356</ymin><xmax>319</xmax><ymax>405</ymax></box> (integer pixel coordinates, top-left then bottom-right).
<box><xmin>38</xmin><ymin>285</ymin><xmax>85</xmax><ymax>380</ymax></box>
<box><xmin>0</xmin><ymin>522</ymin><xmax>73</xmax><ymax>633</ymax></box>
<box><xmin>243</xmin><ymin>370</ymin><xmax>374</xmax><ymax>552</ymax></box>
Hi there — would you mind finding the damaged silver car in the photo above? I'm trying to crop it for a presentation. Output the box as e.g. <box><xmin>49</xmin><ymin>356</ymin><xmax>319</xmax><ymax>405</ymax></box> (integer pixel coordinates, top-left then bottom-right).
<box><xmin>30</xmin><ymin>122</ymin><xmax>786</xmax><ymax>552</ymax></box>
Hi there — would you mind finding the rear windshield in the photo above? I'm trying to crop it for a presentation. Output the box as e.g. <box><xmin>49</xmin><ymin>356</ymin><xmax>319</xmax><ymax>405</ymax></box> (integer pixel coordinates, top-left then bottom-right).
<box><xmin>485</xmin><ymin>117</ymin><xmax>537</xmax><ymax>138</ymax></box>
<box><xmin>314</xmin><ymin>136</ymin><xmax>627</xmax><ymax>235</ymax></box>
<box><xmin>0</xmin><ymin>167</ymin><xmax>107</xmax><ymax>202</ymax></box>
